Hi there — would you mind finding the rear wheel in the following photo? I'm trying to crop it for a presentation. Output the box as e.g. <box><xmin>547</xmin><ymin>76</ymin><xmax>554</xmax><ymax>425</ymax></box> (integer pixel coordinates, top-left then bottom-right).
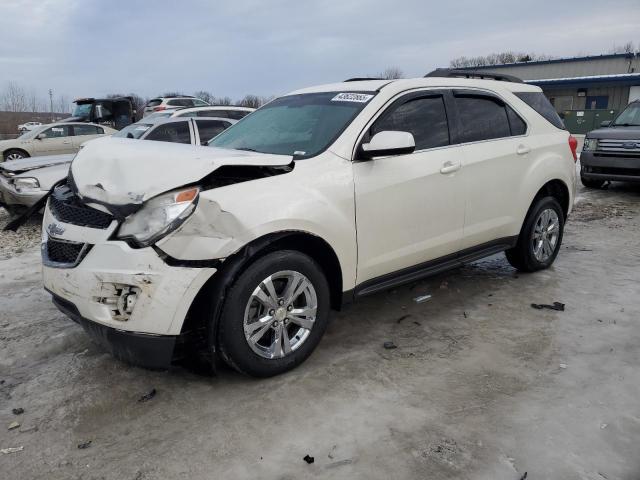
<box><xmin>580</xmin><ymin>176</ymin><xmax>605</xmax><ymax>189</ymax></box>
<box><xmin>215</xmin><ymin>250</ymin><xmax>331</xmax><ymax>377</ymax></box>
<box><xmin>506</xmin><ymin>196</ymin><xmax>564</xmax><ymax>272</ymax></box>
<box><xmin>3</xmin><ymin>149</ymin><xmax>29</xmax><ymax>161</ymax></box>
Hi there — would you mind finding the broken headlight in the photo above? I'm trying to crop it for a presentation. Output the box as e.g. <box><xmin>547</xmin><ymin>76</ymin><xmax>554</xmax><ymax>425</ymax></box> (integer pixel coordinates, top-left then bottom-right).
<box><xmin>12</xmin><ymin>177</ymin><xmax>40</xmax><ymax>193</ymax></box>
<box><xmin>117</xmin><ymin>186</ymin><xmax>199</xmax><ymax>247</ymax></box>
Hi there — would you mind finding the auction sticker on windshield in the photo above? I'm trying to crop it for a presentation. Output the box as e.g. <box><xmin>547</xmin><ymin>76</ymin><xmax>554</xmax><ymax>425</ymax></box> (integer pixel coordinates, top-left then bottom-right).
<box><xmin>331</xmin><ymin>93</ymin><xmax>374</xmax><ymax>103</ymax></box>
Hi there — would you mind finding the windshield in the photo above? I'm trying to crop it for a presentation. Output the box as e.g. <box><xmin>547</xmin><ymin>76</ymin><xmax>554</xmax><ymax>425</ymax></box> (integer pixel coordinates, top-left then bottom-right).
<box><xmin>72</xmin><ymin>103</ymin><xmax>93</xmax><ymax>119</ymax></box>
<box><xmin>612</xmin><ymin>102</ymin><xmax>640</xmax><ymax>126</ymax></box>
<box><xmin>208</xmin><ymin>92</ymin><xmax>375</xmax><ymax>158</ymax></box>
<box><xmin>113</xmin><ymin>122</ymin><xmax>153</xmax><ymax>139</ymax></box>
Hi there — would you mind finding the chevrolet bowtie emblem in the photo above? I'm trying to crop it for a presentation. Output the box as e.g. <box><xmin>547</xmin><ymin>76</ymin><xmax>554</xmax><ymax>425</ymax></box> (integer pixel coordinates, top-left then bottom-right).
<box><xmin>47</xmin><ymin>223</ymin><xmax>65</xmax><ymax>237</ymax></box>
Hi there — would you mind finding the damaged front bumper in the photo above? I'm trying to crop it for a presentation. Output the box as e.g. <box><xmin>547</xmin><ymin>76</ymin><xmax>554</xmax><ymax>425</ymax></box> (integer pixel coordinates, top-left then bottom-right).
<box><xmin>42</xmin><ymin>203</ymin><xmax>218</xmax><ymax>369</ymax></box>
<box><xmin>0</xmin><ymin>174</ymin><xmax>45</xmax><ymax>209</ymax></box>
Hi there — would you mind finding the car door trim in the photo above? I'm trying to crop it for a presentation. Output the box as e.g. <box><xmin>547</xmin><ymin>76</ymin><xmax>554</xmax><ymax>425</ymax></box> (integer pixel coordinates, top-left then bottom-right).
<box><xmin>352</xmin><ymin>236</ymin><xmax>518</xmax><ymax>298</ymax></box>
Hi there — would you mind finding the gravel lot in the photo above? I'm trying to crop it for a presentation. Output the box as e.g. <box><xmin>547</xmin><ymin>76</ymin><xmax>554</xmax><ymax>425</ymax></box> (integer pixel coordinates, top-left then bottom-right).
<box><xmin>1</xmin><ymin>182</ymin><xmax>639</xmax><ymax>479</ymax></box>
<box><xmin>0</xmin><ymin>209</ymin><xmax>41</xmax><ymax>260</ymax></box>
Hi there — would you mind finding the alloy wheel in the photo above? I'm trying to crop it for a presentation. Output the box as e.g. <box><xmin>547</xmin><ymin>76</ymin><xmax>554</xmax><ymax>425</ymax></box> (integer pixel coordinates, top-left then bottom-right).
<box><xmin>531</xmin><ymin>208</ymin><xmax>560</xmax><ymax>262</ymax></box>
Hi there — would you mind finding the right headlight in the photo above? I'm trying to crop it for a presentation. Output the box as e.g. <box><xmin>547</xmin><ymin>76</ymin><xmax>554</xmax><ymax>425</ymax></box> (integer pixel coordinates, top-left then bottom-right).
<box><xmin>583</xmin><ymin>138</ymin><xmax>598</xmax><ymax>152</ymax></box>
<box><xmin>12</xmin><ymin>177</ymin><xmax>40</xmax><ymax>193</ymax></box>
<box><xmin>117</xmin><ymin>186</ymin><xmax>199</xmax><ymax>247</ymax></box>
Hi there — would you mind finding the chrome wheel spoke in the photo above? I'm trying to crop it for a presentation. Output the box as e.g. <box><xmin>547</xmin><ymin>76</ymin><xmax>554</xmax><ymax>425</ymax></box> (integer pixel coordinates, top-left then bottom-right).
<box><xmin>289</xmin><ymin>306</ymin><xmax>316</xmax><ymax>329</ymax></box>
<box><xmin>247</xmin><ymin>316</ymin><xmax>274</xmax><ymax>344</ymax></box>
<box><xmin>281</xmin><ymin>326</ymin><xmax>292</xmax><ymax>355</ymax></box>
<box><xmin>272</xmin><ymin>323</ymin><xmax>283</xmax><ymax>358</ymax></box>
<box><xmin>531</xmin><ymin>208</ymin><xmax>560</xmax><ymax>262</ymax></box>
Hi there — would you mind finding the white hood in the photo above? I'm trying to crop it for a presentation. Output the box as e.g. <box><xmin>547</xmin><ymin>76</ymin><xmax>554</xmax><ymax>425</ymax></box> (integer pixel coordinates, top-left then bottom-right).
<box><xmin>70</xmin><ymin>136</ymin><xmax>292</xmax><ymax>207</ymax></box>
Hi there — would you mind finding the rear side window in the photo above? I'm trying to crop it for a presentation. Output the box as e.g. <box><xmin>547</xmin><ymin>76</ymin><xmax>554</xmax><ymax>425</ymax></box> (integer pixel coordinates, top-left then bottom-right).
<box><xmin>506</xmin><ymin>106</ymin><xmax>527</xmax><ymax>136</ymax></box>
<box><xmin>167</xmin><ymin>99</ymin><xmax>194</xmax><ymax>107</ymax></box>
<box><xmin>228</xmin><ymin>110</ymin><xmax>250</xmax><ymax>120</ymax></box>
<box><xmin>144</xmin><ymin>121</ymin><xmax>191</xmax><ymax>144</ymax></box>
<box><xmin>146</xmin><ymin>99</ymin><xmax>162</xmax><ymax>107</ymax></box>
<box><xmin>195</xmin><ymin>119</ymin><xmax>231</xmax><ymax>143</ymax></box>
<box><xmin>372</xmin><ymin>95</ymin><xmax>449</xmax><ymax>150</ymax></box>
<box><xmin>197</xmin><ymin>109</ymin><xmax>230</xmax><ymax>118</ymax></box>
<box><xmin>72</xmin><ymin>124</ymin><xmax>100</xmax><ymax>136</ymax></box>
<box><xmin>515</xmin><ymin>92</ymin><xmax>566</xmax><ymax>130</ymax></box>
<box><xmin>454</xmin><ymin>95</ymin><xmax>511</xmax><ymax>143</ymax></box>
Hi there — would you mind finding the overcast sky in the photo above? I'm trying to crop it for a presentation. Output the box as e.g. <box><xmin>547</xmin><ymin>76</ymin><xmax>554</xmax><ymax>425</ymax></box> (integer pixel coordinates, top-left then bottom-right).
<box><xmin>1</xmin><ymin>0</ymin><xmax>639</xmax><ymax>103</ymax></box>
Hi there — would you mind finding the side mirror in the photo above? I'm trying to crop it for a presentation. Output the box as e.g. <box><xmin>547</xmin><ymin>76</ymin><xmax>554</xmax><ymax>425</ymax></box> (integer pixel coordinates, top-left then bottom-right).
<box><xmin>35</xmin><ymin>133</ymin><xmax>45</xmax><ymax>140</ymax></box>
<box><xmin>360</xmin><ymin>131</ymin><xmax>415</xmax><ymax>159</ymax></box>
<box><xmin>600</xmin><ymin>120</ymin><xmax>611</xmax><ymax>127</ymax></box>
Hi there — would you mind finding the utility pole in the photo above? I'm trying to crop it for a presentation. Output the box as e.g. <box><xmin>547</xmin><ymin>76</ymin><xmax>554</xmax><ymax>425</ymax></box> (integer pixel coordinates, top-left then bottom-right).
<box><xmin>49</xmin><ymin>89</ymin><xmax>53</xmax><ymax>122</ymax></box>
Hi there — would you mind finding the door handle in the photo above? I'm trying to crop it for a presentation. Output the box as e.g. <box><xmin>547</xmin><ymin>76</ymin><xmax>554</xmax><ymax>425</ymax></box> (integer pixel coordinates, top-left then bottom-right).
<box><xmin>440</xmin><ymin>161</ymin><xmax>461</xmax><ymax>174</ymax></box>
<box><xmin>516</xmin><ymin>144</ymin><xmax>531</xmax><ymax>155</ymax></box>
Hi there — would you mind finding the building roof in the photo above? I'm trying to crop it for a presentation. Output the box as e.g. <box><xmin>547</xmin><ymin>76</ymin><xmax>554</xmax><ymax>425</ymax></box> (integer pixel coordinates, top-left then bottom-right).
<box><xmin>458</xmin><ymin>52</ymin><xmax>637</xmax><ymax>70</ymax></box>
<box><xmin>526</xmin><ymin>73</ymin><xmax>640</xmax><ymax>87</ymax></box>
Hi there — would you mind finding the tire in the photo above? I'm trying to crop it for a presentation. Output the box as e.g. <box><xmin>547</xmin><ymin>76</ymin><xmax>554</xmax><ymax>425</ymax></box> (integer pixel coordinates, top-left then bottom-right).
<box><xmin>506</xmin><ymin>196</ymin><xmax>565</xmax><ymax>272</ymax></box>
<box><xmin>3</xmin><ymin>149</ymin><xmax>29</xmax><ymax>161</ymax></box>
<box><xmin>215</xmin><ymin>250</ymin><xmax>331</xmax><ymax>377</ymax></box>
<box><xmin>580</xmin><ymin>176</ymin><xmax>605</xmax><ymax>189</ymax></box>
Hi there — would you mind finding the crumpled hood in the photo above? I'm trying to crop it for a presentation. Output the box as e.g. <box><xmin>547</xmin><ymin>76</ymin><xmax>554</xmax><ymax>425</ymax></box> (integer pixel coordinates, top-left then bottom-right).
<box><xmin>0</xmin><ymin>153</ymin><xmax>75</xmax><ymax>174</ymax></box>
<box><xmin>586</xmin><ymin>125</ymin><xmax>640</xmax><ymax>139</ymax></box>
<box><xmin>70</xmin><ymin>136</ymin><xmax>292</xmax><ymax>208</ymax></box>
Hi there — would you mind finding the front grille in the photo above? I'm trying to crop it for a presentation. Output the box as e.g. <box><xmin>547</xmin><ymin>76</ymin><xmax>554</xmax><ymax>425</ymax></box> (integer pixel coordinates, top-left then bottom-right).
<box><xmin>595</xmin><ymin>139</ymin><xmax>640</xmax><ymax>157</ymax></box>
<box><xmin>49</xmin><ymin>185</ymin><xmax>113</xmax><ymax>229</ymax></box>
<box><xmin>584</xmin><ymin>165</ymin><xmax>640</xmax><ymax>177</ymax></box>
<box><xmin>44</xmin><ymin>238</ymin><xmax>92</xmax><ymax>267</ymax></box>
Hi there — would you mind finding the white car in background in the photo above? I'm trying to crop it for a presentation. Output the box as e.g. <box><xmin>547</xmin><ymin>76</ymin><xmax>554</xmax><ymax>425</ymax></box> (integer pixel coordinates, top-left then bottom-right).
<box><xmin>143</xmin><ymin>96</ymin><xmax>210</xmax><ymax>117</ymax></box>
<box><xmin>17</xmin><ymin>121</ymin><xmax>43</xmax><ymax>133</ymax></box>
<box><xmin>145</xmin><ymin>105</ymin><xmax>255</xmax><ymax>121</ymax></box>
<box><xmin>0</xmin><ymin>116</ymin><xmax>235</xmax><ymax>215</ymax></box>
<box><xmin>42</xmin><ymin>70</ymin><xmax>577</xmax><ymax>377</ymax></box>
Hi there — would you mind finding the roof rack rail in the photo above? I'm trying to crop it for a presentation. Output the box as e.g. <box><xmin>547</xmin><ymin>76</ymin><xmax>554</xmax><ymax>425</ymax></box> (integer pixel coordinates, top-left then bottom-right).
<box><xmin>424</xmin><ymin>68</ymin><xmax>523</xmax><ymax>83</ymax></box>
<box><xmin>343</xmin><ymin>77</ymin><xmax>384</xmax><ymax>82</ymax></box>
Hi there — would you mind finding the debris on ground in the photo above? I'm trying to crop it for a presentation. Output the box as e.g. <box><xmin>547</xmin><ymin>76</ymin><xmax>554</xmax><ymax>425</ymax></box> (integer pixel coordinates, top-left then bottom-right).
<box><xmin>600</xmin><ymin>423</ymin><xmax>608</xmax><ymax>429</ymax></box>
<box><xmin>383</xmin><ymin>341</ymin><xmax>398</xmax><ymax>350</ymax></box>
<box><xmin>414</xmin><ymin>294</ymin><xmax>432</xmax><ymax>303</ymax></box>
<box><xmin>8</xmin><ymin>421</ymin><xmax>20</xmax><ymax>430</ymax></box>
<box><xmin>396</xmin><ymin>314</ymin><xmax>411</xmax><ymax>324</ymax></box>
<box><xmin>328</xmin><ymin>445</ymin><xmax>337</xmax><ymax>459</ymax></box>
<box><xmin>326</xmin><ymin>459</ymin><xmax>353</xmax><ymax>468</ymax></box>
<box><xmin>77</xmin><ymin>440</ymin><xmax>92</xmax><ymax>449</ymax></box>
<box><xmin>413</xmin><ymin>321</ymin><xmax>421</xmax><ymax>326</ymax></box>
<box><xmin>559</xmin><ymin>364</ymin><xmax>568</xmax><ymax>369</ymax></box>
<box><xmin>138</xmin><ymin>388</ymin><xmax>157</xmax><ymax>403</ymax></box>
<box><xmin>463</xmin><ymin>312</ymin><xmax>468</xmax><ymax>318</ymax></box>
<box><xmin>12</xmin><ymin>408</ymin><xmax>24</xmax><ymax>415</ymax></box>
<box><xmin>1</xmin><ymin>446</ymin><xmax>24</xmax><ymax>454</ymax></box>
<box><xmin>531</xmin><ymin>302</ymin><xmax>565</xmax><ymax>311</ymax></box>
<box><xmin>19</xmin><ymin>426</ymin><xmax>38</xmax><ymax>433</ymax></box>
<box><xmin>519</xmin><ymin>473</ymin><xmax>528</xmax><ymax>480</ymax></box>
<box><xmin>303</xmin><ymin>454</ymin><xmax>314</xmax><ymax>464</ymax></box>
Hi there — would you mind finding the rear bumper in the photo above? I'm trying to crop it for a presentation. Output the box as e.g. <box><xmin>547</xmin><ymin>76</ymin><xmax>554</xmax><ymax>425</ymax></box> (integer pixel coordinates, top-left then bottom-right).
<box><xmin>50</xmin><ymin>292</ymin><xmax>176</xmax><ymax>369</ymax></box>
<box><xmin>581</xmin><ymin>151</ymin><xmax>640</xmax><ymax>182</ymax></box>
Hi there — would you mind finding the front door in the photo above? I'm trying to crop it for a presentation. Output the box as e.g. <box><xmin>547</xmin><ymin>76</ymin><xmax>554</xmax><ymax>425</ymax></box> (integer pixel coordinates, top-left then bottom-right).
<box><xmin>353</xmin><ymin>90</ymin><xmax>465</xmax><ymax>284</ymax></box>
<box><xmin>32</xmin><ymin>125</ymin><xmax>74</xmax><ymax>156</ymax></box>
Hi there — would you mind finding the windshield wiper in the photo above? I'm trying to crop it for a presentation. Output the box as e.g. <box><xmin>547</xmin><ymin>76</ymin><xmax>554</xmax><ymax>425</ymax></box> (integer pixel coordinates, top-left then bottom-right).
<box><xmin>613</xmin><ymin>123</ymin><xmax>640</xmax><ymax>127</ymax></box>
<box><xmin>236</xmin><ymin>147</ymin><xmax>258</xmax><ymax>152</ymax></box>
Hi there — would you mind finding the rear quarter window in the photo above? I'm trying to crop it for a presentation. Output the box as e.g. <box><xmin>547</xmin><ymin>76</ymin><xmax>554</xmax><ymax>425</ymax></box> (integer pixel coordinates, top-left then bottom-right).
<box><xmin>515</xmin><ymin>92</ymin><xmax>566</xmax><ymax>130</ymax></box>
<box><xmin>146</xmin><ymin>99</ymin><xmax>162</xmax><ymax>107</ymax></box>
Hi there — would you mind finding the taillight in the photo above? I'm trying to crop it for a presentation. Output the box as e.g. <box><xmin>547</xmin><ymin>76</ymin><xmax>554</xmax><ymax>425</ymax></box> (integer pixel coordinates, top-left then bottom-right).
<box><xmin>568</xmin><ymin>135</ymin><xmax>578</xmax><ymax>162</ymax></box>
<box><xmin>153</xmin><ymin>105</ymin><xmax>166</xmax><ymax>112</ymax></box>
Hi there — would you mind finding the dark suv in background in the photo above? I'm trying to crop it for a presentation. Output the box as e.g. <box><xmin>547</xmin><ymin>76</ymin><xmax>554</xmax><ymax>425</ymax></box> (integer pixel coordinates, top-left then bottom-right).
<box><xmin>581</xmin><ymin>100</ymin><xmax>640</xmax><ymax>188</ymax></box>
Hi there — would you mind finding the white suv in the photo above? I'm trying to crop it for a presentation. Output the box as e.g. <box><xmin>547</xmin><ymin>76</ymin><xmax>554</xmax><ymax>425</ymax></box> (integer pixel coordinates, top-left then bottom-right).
<box><xmin>42</xmin><ymin>71</ymin><xmax>577</xmax><ymax>377</ymax></box>
<box><xmin>143</xmin><ymin>96</ymin><xmax>210</xmax><ymax>117</ymax></box>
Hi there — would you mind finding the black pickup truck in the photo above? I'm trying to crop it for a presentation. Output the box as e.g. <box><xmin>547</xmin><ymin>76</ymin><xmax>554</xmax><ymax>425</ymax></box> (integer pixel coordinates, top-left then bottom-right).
<box><xmin>581</xmin><ymin>100</ymin><xmax>640</xmax><ymax>187</ymax></box>
<box><xmin>64</xmin><ymin>97</ymin><xmax>136</xmax><ymax>130</ymax></box>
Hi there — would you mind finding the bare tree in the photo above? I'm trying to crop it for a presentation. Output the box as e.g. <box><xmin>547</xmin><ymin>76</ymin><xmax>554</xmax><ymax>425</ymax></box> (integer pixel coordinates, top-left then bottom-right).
<box><xmin>1</xmin><ymin>81</ymin><xmax>27</xmax><ymax>112</ymax></box>
<box><xmin>378</xmin><ymin>67</ymin><xmax>404</xmax><ymax>79</ymax></box>
<box><xmin>610</xmin><ymin>41</ymin><xmax>636</xmax><ymax>54</ymax></box>
<box><xmin>212</xmin><ymin>96</ymin><xmax>233</xmax><ymax>106</ymax></box>
<box><xmin>449</xmin><ymin>52</ymin><xmax>553</xmax><ymax>68</ymax></box>
<box><xmin>161</xmin><ymin>91</ymin><xmax>186</xmax><ymax>97</ymax></box>
<box><xmin>236</xmin><ymin>95</ymin><xmax>264</xmax><ymax>108</ymax></box>
<box><xmin>194</xmin><ymin>90</ymin><xmax>214</xmax><ymax>104</ymax></box>
<box><xmin>27</xmin><ymin>88</ymin><xmax>43</xmax><ymax>112</ymax></box>
<box><xmin>56</xmin><ymin>94</ymin><xmax>70</xmax><ymax>114</ymax></box>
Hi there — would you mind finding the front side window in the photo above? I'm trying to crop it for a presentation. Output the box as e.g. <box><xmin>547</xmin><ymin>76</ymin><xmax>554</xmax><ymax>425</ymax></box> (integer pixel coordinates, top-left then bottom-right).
<box><xmin>455</xmin><ymin>95</ymin><xmax>511</xmax><ymax>143</ymax></box>
<box><xmin>195</xmin><ymin>119</ymin><xmax>231</xmax><ymax>143</ymax></box>
<box><xmin>41</xmin><ymin>125</ymin><xmax>70</xmax><ymax>138</ymax></box>
<box><xmin>72</xmin><ymin>124</ymin><xmax>100</xmax><ymax>136</ymax></box>
<box><xmin>209</xmin><ymin>92</ymin><xmax>375</xmax><ymax>158</ymax></box>
<box><xmin>114</xmin><ymin>123</ymin><xmax>153</xmax><ymax>139</ymax></box>
<box><xmin>371</xmin><ymin>95</ymin><xmax>450</xmax><ymax>150</ymax></box>
<box><xmin>144</xmin><ymin>121</ymin><xmax>191</xmax><ymax>144</ymax></box>
<box><xmin>612</xmin><ymin>102</ymin><xmax>640</xmax><ymax>127</ymax></box>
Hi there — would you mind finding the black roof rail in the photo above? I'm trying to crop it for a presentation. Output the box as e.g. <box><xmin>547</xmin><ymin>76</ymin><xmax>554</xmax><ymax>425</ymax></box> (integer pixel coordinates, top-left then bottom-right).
<box><xmin>343</xmin><ymin>77</ymin><xmax>384</xmax><ymax>82</ymax></box>
<box><xmin>425</xmin><ymin>68</ymin><xmax>523</xmax><ymax>83</ymax></box>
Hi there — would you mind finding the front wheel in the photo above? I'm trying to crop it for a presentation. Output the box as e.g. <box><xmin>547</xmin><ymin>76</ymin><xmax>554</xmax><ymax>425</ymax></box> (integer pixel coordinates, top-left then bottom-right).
<box><xmin>3</xmin><ymin>149</ymin><xmax>29</xmax><ymax>161</ymax></box>
<box><xmin>215</xmin><ymin>250</ymin><xmax>331</xmax><ymax>377</ymax></box>
<box><xmin>506</xmin><ymin>196</ymin><xmax>565</xmax><ymax>272</ymax></box>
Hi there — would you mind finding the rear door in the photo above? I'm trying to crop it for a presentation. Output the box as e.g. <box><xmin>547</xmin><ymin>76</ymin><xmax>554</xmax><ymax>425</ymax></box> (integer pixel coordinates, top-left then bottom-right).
<box><xmin>451</xmin><ymin>90</ymin><xmax>529</xmax><ymax>249</ymax></box>
<box><xmin>194</xmin><ymin>119</ymin><xmax>232</xmax><ymax>144</ymax></box>
<box><xmin>71</xmin><ymin>124</ymin><xmax>106</xmax><ymax>148</ymax></box>
<box><xmin>352</xmin><ymin>90</ymin><xmax>466</xmax><ymax>284</ymax></box>
<box><xmin>33</xmin><ymin>125</ymin><xmax>74</xmax><ymax>155</ymax></box>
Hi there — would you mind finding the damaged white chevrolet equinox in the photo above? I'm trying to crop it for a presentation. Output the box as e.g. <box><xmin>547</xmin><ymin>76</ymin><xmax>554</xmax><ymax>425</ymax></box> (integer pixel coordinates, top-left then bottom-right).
<box><xmin>42</xmin><ymin>70</ymin><xmax>577</xmax><ymax>377</ymax></box>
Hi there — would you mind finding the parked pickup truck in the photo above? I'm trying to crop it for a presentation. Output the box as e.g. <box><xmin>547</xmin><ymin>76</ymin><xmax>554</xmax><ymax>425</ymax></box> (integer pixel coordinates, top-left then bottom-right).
<box><xmin>581</xmin><ymin>99</ymin><xmax>640</xmax><ymax>187</ymax></box>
